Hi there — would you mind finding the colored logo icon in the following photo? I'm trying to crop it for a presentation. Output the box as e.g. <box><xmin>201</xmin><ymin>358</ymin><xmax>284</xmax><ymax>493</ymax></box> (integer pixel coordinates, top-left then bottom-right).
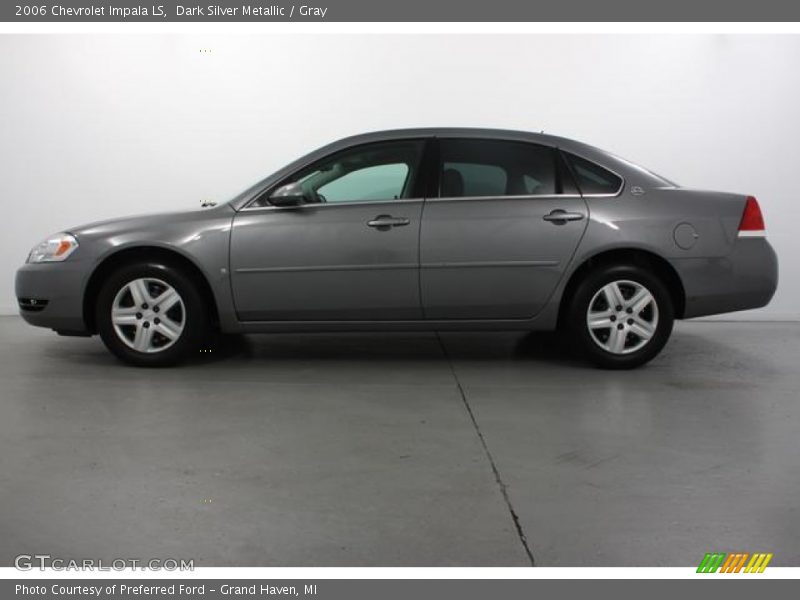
<box><xmin>697</xmin><ymin>552</ymin><xmax>773</xmax><ymax>573</ymax></box>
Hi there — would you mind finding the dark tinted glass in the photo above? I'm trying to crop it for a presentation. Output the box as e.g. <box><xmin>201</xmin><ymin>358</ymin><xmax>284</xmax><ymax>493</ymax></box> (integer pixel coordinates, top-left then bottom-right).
<box><xmin>564</xmin><ymin>153</ymin><xmax>622</xmax><ymax>195</ymax></box>
<box><xmin>439</xmin><ymin>139</ymin><xmax>557</xmax><ymax>198</ymax></box>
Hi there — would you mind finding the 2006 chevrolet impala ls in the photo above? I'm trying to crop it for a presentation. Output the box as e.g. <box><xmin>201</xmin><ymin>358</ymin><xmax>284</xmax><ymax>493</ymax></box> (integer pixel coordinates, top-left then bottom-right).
<box><xmin>15</xmin><ymin>129</ymin><xmax>778</xmax><ymax>368</ymax></box>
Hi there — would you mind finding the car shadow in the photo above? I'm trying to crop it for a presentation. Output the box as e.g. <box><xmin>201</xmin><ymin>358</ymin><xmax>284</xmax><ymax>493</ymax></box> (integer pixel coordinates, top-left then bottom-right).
<box><xmin>180</xmin><ymin>326</ymin><xmax>783</xmax><ymax>378</ymax></box>
<box><xmin>184</xmin><ymin>330</ymin><xmax>584</xmax><ymax>368</ymax></box>
<box><xmin>29</xmin><ymin>321</ymin><xmax>782</xmax><ymax>380</ymax></box>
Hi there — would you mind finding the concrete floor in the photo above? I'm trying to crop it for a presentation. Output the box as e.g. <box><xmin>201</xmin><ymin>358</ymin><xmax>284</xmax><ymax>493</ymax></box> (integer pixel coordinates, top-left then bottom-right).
<box><xmin>0</xmin><ymin>316</ymin><xmax>798</xmax><ymax>567</ymax></box>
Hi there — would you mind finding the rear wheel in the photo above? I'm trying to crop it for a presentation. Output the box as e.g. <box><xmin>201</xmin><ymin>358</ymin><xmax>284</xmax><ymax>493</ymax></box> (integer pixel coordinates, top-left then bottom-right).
<box><xmin>96</xmin><ymin>262</ymin><xmax>208</xmax><ymax>367</ymax></box>
<box><xmin>567</xmin><ymin>264</ymin><xmax>674</xmax><ymax>369</ymax></box>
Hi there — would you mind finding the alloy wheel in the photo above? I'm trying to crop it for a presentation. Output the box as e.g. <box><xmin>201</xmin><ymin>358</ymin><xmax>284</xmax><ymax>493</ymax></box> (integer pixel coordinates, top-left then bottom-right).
<box><xmin>586</xmin><ymin>279</ymin><xmax>659</xmax><ymax>355</ymax></box>
<box><xmin>111</xmin><ymin>278</ymin><xmax>185</xmax><ymax>353</ymax></box>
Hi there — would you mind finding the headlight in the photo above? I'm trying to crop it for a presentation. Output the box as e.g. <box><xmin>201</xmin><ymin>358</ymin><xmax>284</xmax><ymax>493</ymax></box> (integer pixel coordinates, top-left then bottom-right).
<box><xmin>27</xmin><ymin>233</ymin><xmax>79</xmax><ymax>263</ymax></box>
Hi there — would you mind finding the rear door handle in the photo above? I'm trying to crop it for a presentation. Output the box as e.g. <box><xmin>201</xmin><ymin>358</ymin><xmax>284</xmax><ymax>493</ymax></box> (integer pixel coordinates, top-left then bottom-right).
<box><xmin>367</xmin><ymin>215</ymin><xmax>411</xmax><ymax>230</ymax></box>
<box><xmin>543</xmin><ymin>210</ymin><xmax>585</xmax><ymax>223</ymax></box>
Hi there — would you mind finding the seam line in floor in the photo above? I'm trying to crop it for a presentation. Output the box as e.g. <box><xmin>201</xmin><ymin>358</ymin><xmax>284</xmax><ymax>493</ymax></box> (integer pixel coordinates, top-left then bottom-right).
<box><xmin>435</xmin><ymin>332</ymin><xmax>536</xmax><ymax>567</ymax></box>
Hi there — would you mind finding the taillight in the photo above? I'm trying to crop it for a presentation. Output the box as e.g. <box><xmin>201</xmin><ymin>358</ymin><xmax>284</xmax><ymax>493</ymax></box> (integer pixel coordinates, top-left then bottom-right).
<box><xmin>738</xmin><ymin>196</ymin><xmax>766</xmax><ymax>237</ymax></box>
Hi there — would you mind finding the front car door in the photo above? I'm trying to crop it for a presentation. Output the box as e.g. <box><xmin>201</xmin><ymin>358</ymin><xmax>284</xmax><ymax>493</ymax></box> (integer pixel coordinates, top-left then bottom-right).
<box><xmin>420</xmin><ymin>138</ymin><xmax>590</xmax><ymax>319</ymax></box>
<box><xmin>230</xmin><ymin>139</ymin><xmax>427</xmax><ymax>321</ymax></box>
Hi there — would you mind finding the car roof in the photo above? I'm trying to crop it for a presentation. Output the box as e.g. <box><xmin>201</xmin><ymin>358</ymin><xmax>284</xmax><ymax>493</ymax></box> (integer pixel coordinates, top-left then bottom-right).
<box><xmin>329</xmin><ymin>127</ymin><xmax>583</xmax><ymax>150</ymax></box>
<box><xmin>312</xmin><ymin>128</ymin><xmax>643</xmax><ymax>174</ymax></box>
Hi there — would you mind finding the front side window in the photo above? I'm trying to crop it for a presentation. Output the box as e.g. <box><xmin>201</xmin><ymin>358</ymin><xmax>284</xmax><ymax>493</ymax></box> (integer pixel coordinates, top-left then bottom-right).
<box><xmin>268</xmin><ymin>140</ymin><xmax>424</xmax><ymax>206</ymax></box>
<box><xmin>316</xmin><ymin>163</ymin><xmax>409</xmax><ymax>203</ymax></box>
<box><xmin>564</xmin><ymin>153</ymin><xmax>623</xmax><ymax>195</ymax></box>
<box><xmin>439</xmin><ymin>139</ymin><xmax>557</xmax><ymax>198</ymax></box>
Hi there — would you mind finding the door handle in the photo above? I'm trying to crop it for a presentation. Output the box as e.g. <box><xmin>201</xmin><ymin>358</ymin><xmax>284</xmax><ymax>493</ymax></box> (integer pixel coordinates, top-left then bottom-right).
<box><xmin>543</xmin><ymin>210</ymin><xmax>585</xmax><ymax>223</ymax></box>
<box><xmin>367</xmin><ymin>215</ymin><xmax>411</xmax><ymax>230</ymax></box>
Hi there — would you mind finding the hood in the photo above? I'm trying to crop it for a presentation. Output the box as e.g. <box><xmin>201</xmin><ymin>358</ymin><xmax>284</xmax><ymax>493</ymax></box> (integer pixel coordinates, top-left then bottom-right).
<box><xmin>67</xmin><ymin>205</ymin><xmax>233</xmax><ymax>240</ymax></box>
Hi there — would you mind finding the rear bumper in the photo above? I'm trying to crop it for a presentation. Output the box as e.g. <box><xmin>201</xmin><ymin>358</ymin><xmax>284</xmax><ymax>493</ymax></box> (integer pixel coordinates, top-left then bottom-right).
<box><xmin>15</xmin><ymin>261</ymin><xmax>90</xmax><ymax>334</ymax></box>
<box><xmin>674</xmin><ymin>238</ymin><xmax>778</xmax><ymax>319</ymax></box>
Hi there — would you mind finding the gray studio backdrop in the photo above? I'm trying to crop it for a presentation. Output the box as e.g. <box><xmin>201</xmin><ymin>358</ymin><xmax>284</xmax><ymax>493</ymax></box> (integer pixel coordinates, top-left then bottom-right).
<box><xmin>1</xmin><ymin>34</ymin><xmax>798</xmax><ymax>318</ymax></box>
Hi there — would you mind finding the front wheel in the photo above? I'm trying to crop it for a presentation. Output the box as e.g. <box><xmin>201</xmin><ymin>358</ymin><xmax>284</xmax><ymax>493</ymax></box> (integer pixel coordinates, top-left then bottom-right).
<box><xmin>566</xmin><ymin>264</ymin><xmax>674</xmax><ymax>369</ymax></box>
<box><xmin>96</xmin><ymin>262</ymin><xmax>208</xmax><ymax>367</ymax></box>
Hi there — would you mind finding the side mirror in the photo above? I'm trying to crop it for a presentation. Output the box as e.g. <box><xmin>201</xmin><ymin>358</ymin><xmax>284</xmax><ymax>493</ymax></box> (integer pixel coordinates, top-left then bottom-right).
<box><xmin>268</xmin><ymin>182</ymin><xmax>307</xmax><ymax>207</ymax></box>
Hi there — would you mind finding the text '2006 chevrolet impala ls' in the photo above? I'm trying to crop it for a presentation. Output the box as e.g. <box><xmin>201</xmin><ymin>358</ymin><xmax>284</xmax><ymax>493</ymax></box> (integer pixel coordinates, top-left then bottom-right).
<box><xmin>16</xmin><ymin>129</ymin><xmax>778</xmax><ymax>368</ymax></box>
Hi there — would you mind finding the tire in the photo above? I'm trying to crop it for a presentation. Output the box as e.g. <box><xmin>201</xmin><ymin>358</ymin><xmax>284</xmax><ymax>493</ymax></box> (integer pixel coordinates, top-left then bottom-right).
<box><xmin>96</xmin><ymin>262</ymin><xmax>208</xmax><ymax>367</ymax></box>
<box><xmin>566</xmin><ymin>264</ymin><xmax>674</xmax><ymax>369</ymax></box>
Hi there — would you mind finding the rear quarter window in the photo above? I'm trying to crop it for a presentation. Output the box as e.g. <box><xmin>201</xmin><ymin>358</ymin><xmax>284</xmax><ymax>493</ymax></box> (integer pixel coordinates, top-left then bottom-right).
<box><xmin>564</xmin><ymin>153</ymin><xmax>623</xmax><ymax>195</ymax></box>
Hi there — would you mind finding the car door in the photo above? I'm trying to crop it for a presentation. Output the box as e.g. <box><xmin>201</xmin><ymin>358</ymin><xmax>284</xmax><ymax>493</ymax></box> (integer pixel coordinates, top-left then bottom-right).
<box><xmin>420</xmin><ymin>138</ymin><xmax>589</xmax><ymax>319</ymax></box>
<box><xmin>230</xmin><ymin>139</ymin><xmax>427</xmax><ymax>321</ymax></box>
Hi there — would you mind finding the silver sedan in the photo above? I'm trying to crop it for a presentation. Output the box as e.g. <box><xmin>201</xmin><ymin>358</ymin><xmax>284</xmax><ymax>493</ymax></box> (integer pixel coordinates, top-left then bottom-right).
<box><xmin>15</xmin><ymin>128</ymin><xmax>778</xmax><ymax>368</ymax></box>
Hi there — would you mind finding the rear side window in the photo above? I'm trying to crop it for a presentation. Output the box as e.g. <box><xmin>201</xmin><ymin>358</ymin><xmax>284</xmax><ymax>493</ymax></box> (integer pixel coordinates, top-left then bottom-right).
<box><xmin>564</xmin><ymin>153</ymin><xmax>622</xmax><ymax>195</ymax></box>
<box><xmin>439</xmin><ymin>139</ymin><xmax>557</xmax><ymax>198</ymax></box>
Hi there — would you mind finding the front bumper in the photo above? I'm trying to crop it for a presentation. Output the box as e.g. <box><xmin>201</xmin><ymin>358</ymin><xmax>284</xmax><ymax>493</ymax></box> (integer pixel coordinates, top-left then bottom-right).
<box><xmin>15</xmin><ymin>260</ymin><xmax>91</xmax><ymax>334</ymax></box>
<box><xmin>675</xmin><ymin>238</ymin><xmax>778</xmax><ymax>319</ymax></box>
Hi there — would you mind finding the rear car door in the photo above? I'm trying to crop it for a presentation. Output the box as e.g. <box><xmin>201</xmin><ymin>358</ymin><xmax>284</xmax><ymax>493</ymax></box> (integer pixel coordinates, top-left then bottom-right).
<box><xmin>420</xmin><ymin>138</ymin><xmax>589</xmax><ymax>319</ymax></box>
<box><xmin>230</xmin><ymin>139</ymin><xmax>427</xmax><ymax>321</ymax></box>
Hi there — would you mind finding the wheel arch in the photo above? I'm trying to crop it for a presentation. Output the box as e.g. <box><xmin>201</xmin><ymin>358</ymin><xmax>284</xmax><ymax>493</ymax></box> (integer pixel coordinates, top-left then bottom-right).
<box><xmin>556</xmin><ymin>247</ymin><xmax>686</xmax><ymax>328</ymax></box>
<box><xmin>82</xmin><ymin>245</ymin><xmax>220</xmax><ymax>334</ymax></box>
